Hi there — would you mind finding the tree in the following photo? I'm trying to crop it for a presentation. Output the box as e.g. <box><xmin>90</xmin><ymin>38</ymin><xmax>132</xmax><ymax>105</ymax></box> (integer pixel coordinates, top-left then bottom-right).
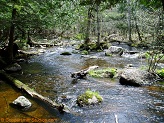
<box><xmin>0</xmin><ymin>0</ymin><xmax>77</xmax><ymax>63</ymax></box>
<box><xmin>127</xmin><ymin>0</ymin><xmax>132</xmax><ymax>42</ymax></box>
<box><xmin>8</xmin><ymin>6</ymin><xmax>17</xmax><ymax>63</ymax></box>
<box><xmin>79</xmin><ymin>0</ymin><xmax>123</xmax><ymax>49</ymax></box>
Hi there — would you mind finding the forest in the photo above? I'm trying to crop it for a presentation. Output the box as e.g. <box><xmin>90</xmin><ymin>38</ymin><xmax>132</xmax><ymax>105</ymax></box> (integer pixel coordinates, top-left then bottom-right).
<box><xmin>0</xmin><ymin>0</ymin><xmax>164</xmax><ymax>122</ymax></box>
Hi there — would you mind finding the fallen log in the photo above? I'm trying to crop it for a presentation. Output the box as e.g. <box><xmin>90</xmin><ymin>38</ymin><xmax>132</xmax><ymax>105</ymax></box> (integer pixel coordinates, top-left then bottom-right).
<box><xmin>71</xmin><ymin>65</ymin><xmax>99</xmax><ymax>79</ymax></box>
<box><xmin>0</xmin><ymin>70</ymin><xmax>69</xmax><ymax>113</ymax></box>
<box><xmin>28</xmin><ymin>40</ymin><xmax>54</xmax><ymax>47</ymax></box>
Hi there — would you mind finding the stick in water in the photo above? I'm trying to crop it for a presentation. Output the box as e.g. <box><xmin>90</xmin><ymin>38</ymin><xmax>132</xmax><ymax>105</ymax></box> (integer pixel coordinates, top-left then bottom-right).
<box><xmin>115</xmin><ymin>114</ymin><xmax>118</xmax><ymax>123</ymax></box>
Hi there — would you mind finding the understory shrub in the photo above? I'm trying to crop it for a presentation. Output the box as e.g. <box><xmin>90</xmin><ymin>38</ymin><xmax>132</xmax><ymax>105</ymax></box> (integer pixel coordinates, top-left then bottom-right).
<box><xmin>156</xmin><ymin>69</ymin><xmax>164</xmax><ymax>79</ymax></box>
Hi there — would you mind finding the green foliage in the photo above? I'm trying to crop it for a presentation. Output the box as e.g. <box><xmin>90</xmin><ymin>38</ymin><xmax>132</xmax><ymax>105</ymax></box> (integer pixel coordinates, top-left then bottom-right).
<box><xmin>89</xmin><ymin>68</ymin><xmax>117</xmax><ymax>78</ymax></box>
<box><xmin>139</xmin><ymin>0</ymin><xmax>163</xmax><ymax>9</ymax></box>
<box><xmin>15</xmin><ymin>40</ymin><xmax>28</xmax><ymax>49</ymax></box>
<box><xmin>81</xmin><ymin>50</ymin><xmax>89</xmax><ymax>55</ymax></box>
<box><xmin>115</xmin><ymin>22</ymin><xmax>127</xmax><ymax>30</ymax></box>
<box><xmin>105</xmin><ymin>12</ymin><xmax>125</xmax><ymax>20</ymax></box>
<box><xmin>74</xmin><ymin>33</ymin><xmax>84</xmax><ymax>40</ymax></box>
<box><xmin>88</xmin><ymin>43</ymin><xmax>97</xmax><ymax>50</ymax></box>
<box><xmin>77</xmin><ymin>89</ymin><xmax>103</xmax><ymax>106</ymax></box>
<box><xmin>146</xmin><ymin>51</ymin><xmax>164</xmax><ymax>72</ymax></box>
<box><xmin>156</xmin><ymin>69</ymin><xmax>164</xmax><ymax>78</ymax></box>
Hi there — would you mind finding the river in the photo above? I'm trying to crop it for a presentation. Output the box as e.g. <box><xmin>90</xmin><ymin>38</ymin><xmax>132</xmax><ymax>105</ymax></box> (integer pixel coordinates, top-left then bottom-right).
<box><xmin>4</xmin><ymin>44</ymin><xmax>164</xmax><ymax>123</ymax></box>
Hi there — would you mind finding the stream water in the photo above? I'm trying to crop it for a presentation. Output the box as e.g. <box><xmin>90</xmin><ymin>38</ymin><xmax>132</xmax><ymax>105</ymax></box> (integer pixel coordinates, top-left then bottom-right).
<box><xmin>9</xmin><ymin>44</ymin><xmax>164</xmax><ymax>123</ymax></box>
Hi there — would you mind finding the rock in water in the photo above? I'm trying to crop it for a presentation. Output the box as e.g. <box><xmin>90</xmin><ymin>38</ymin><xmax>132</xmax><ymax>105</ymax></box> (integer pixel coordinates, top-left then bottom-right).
<box><xmin>119</xmin><ymin>68</ymin><xmax>158</xmax><ymax>86</ymax></box>
<box><xmin>88</xmin><ymin>96</ymin><xmax>98</xmax><ymax>104</ymax></box>
<box><xmin>12</xmin><ymin>96</ymin><xmax>32</xmax><ymax>110</ymax></box>
<box><xmin>77</xmin><ymin>90</ymin><xmax>103</xmax><ymax>107</ymax></box>
<box><xmin>105</xmin><ymin>46</ymin><xmax>124</xmax><ymax>56</ymax></box>
<box><xmin>60</xmin><ymin>52</ymin><xmax>72</xmax><ymax>55</ymax></box>
<box><xmin>4</xmin><ymin>63</ymin><xmax>22</xmax><ymax>73</ymax></box>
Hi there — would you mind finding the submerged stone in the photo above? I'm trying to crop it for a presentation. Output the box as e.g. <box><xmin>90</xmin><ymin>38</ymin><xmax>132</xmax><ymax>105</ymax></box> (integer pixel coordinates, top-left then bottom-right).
<box><xmin>12</xmin><ymin>96</ymin><xmax>32</xmax><ymax>110</ymax></box>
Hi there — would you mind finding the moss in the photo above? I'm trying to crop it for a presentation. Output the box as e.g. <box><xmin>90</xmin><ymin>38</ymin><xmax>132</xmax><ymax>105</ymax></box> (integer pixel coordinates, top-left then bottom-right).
<box><xmin>77</xmin><ymin>89</ymin><xmax>103</xmax><ymax>106</ymax></box>
<box><xmin>76</xmin><ymin>42</ymin><xmax>109</xmax><ymax>51</ymax></box>
<box><xmin>89</xmin><ymin>68</ymin><xmax>117</xmax><ymax>78</ymax></box>
<box><xmin>156</xmin><ymin>69</ymin><xmax>164</xmax><ymax>78</ymax></box>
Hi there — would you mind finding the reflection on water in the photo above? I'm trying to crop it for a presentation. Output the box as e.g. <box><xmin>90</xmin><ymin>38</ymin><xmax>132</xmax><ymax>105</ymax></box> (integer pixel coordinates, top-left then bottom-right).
<box><xmin>0</xmin><ymin>80</ymin><xmax>60</xmax><ymax>122</ymax></box>
<box><xmin>10</xmin><ymin>46</ymin><xmax>164</xmax><ymax>122</ymax></box>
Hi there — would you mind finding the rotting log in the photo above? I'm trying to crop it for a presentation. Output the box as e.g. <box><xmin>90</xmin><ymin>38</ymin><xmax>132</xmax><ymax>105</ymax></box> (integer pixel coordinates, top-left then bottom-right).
<box><xmin>0</xmin><ymin>70</ymin><xmax>70</xmax><ymax>113</ymax></box>
<box><xmin>71</xmin><ymin>65</ymin><xmax>99</xmax><ymax>79</ymax></box>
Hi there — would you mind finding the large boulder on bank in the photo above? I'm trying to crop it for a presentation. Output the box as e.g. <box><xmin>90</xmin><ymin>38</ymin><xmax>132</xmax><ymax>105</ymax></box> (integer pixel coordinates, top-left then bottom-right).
<box><xmin>4</xmin><ymin>63</ymin><xmax>22</xmax><ymax>73</ymax></box>
<box><xmin>105</xmin><ymin>46</ymin><xmax>124</xmax><ymax>56</ymax></box>
<box><xmin>119</xmin><ymin>68</ymin><xmax>157</xmax><ymax>86</ymax></box>
<box><xmin>12</xmin><ymin>96</ymin><xmax>32</xmax><ymax>110</ymax></box>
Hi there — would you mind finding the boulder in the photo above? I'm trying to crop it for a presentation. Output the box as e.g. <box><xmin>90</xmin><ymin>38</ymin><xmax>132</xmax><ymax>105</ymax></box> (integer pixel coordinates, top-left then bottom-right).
<box><xmin>77</xmin><ymin>90</ymin><xmax>103</xmax><ymax>107</ymax></box>
<box><xmin>119</xmin><ymin>68</ymin><xmax>158</xmax><ymax>86</ymax></box>
<box><xmin>12</xmin><ymin>96</ymin><xmax>32</xmax><ymax>110</ymax></box>
<box><xmin>60</xmin><ymin>51</ymin><xmax>72</xmax><ymax>55</ymax></box>
<box><xmin>105</xmin><ymin>46</ymin><xmax>124</xmax><ymax>56</ymax></box>
<box><xmin>4</xmin><ymin>63</ymin><xmax>22</xmax><ymax>73</ymax></box>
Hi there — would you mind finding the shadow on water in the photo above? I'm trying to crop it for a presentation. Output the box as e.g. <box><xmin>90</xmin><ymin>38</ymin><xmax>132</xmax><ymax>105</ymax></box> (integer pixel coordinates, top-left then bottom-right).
<box><xmin>10</xmin><ymin>46</ymin><xmax>164</xmax><ymax>123</ymax></box>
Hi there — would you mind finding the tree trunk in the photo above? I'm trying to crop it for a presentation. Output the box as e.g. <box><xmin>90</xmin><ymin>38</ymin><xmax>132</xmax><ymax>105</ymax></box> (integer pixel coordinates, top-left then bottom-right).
<box><xmin>84</xmin><ymin>7</ymin><xmax>92</xmax><ymax>47</ymax></box>
<box><xmin>134</xmin><ymin>15</ymin><xmax>142</xmax><ymax>41</ymax></box>
<box><xmin>96</xmin><ymin>4</ymin><xmax>100</xmax><ymax>49</ymax></box>
<box><xmin>8</xmin><ymin>8</ymin><xmax>16</xmax><ymax>64</ymax></box>
<box><xmin>127</xmin><ymin>0</ymin><xmax>132</xmax><ymax>42</ymax></box>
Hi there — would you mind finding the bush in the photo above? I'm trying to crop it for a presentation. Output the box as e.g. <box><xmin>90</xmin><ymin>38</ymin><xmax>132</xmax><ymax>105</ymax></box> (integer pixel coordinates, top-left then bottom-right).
<box><xmin>77</xmin><ymin>89</ymin><xmax>103</xmax><ymax>106</ymax></box>
<box><xmin>156</xmin><ymin>69</ymin><xmax>164</xmax><ymax>78</ymax></box>
<box><xmin>74</xmin><ymin>33</ymin><xmax>84</xmax><ymax>40</ymax></box>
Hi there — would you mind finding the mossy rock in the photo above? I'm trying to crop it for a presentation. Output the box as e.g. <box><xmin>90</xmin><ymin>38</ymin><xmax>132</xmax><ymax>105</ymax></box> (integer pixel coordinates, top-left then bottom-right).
<box><xmin>76</xmin><ymin>42</ymin><xmax>110</xmax><ymax>51</ymax></box>
<box><xmin>77</xmin><ymin>90</ymin><xmax>103</xmax><ymax>107</ymax></box>
<box><xmin>60</xmin><ymin>52</ymin><xmax>72</xmax><ymax>55</ymax></box>
<box><xmin>89</xmin><ymin>68</ymin><xmax>117</xmax><ymax>78</ymax></box>
<box><xmin>105</xmin><ymin>52</ymin><xmax>112</xmax><ymax>56</ymax></box>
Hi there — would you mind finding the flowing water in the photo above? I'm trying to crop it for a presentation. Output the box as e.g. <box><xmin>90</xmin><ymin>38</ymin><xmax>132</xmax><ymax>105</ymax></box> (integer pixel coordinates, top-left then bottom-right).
<box><xmin>7</xmin><ymin>44</ymin><xmax>164</xmax><ymax>123</ymax></box>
